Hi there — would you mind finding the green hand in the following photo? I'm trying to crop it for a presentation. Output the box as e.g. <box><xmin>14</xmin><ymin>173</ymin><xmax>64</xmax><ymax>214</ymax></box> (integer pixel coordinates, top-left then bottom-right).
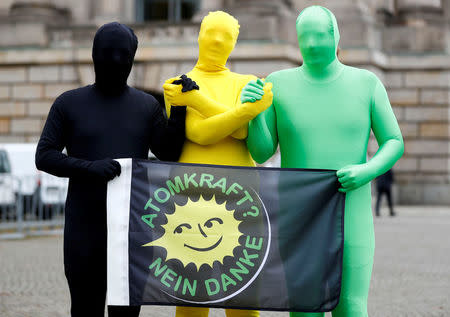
<box><xmin>337</xmin><ymin>164</ymin><xmax>373</xmax><ymax>193</ymax></box>
<box><xmin>241</xmin><ymin>78</ymin><xmax>264</xmax><ymax>103</ymax></box>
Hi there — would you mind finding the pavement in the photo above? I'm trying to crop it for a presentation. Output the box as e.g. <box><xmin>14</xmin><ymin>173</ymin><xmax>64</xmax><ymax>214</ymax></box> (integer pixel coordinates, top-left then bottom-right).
<box><xmin>0</xmin><ymin>206</ymin><xmax>449</xmax><ymax>317</ymax></box>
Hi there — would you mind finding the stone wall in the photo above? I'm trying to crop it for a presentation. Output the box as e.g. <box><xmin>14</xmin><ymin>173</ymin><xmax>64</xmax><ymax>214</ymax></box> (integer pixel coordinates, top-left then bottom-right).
<box><xmin>383</xmin><ymin>68</ymin><xmax>450</xmax><ymax>204</ymax></box>
<box><xmin>0</xmin><ymin>64</ymin><xmax>79</xmax><ymax>143</ymax></box>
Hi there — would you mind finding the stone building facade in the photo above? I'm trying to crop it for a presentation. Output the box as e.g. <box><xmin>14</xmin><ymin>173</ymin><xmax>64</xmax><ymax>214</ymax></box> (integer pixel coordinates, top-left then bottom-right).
<box><xmin>0</xmin><ymin>0</ymin><xmax>449</xmax><ymax>205</ymax></box>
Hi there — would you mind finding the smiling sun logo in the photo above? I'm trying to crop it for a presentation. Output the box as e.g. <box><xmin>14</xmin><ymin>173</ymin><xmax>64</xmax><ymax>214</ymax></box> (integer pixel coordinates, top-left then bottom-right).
<box><xmin>143</xmin><ymin>196</ymin><xmax>242</xmax><ymax>270</ymax></box>
<box><xmin>139</xmin><ymin>172</ymin><xmax>270</xmax><ymax>303</ymax></box>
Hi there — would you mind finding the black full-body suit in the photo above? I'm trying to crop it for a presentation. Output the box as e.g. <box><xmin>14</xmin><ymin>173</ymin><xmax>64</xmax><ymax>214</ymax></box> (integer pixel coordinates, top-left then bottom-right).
<box><xmin>35</xmin><ymin>23</ymin><xmax>186</xmax><ymax>317</ymax></box>
<box><xmin>375</xmin><ymin>169</ymin><xmax>395</xmax><ymax>216</ymax></box>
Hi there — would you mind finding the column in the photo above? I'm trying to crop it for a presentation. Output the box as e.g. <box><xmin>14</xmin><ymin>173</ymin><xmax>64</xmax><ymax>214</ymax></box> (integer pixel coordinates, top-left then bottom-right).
<box><xmin>9</xmin><ymin>0</ymin><xmax>68</xmax><ymax>24</ymax></box>
<box><xmin>193</xmin><ymin>0</ymin><xmax>223</xmax><ymax>21</ymax></box>
<box><xmin>93</xmin><ymin>0</ymin><xmax>123</xmax><ymax>24</ymax></box>
<box><xmin>0</xmin><ymin>0</ymin><xmax>15</xmax><ymax>17</ymax></box>
<box><xmin>225</xmin><ymin>0</ymin><xmax>296</xmax><ymax>44</ymax></box>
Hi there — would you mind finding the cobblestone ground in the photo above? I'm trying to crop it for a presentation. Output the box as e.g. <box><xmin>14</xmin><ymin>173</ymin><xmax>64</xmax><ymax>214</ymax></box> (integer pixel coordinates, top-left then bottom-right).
<box><xmin>1</xmin><ymin>206</ymin><xmax>449</xmax><ymax>317</ymax></box>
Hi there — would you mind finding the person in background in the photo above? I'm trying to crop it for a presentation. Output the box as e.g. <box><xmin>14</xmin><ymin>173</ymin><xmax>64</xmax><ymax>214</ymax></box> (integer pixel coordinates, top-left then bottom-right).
<box><xmin>35</xmin><ymin>22</ymin><xmax>186</xmax><ymax>317</ymax></box>
<box><xmin>375</xmin><ymin>169</ymin><xmax>396</xmax><ymax>217</ymax></box>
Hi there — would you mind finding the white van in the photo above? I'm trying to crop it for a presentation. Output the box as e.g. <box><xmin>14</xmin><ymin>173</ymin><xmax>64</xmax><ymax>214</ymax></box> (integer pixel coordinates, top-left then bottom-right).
<box><xmin>0</xmin><ymin>143</ymin><xmax>39</xmax><ymax>198</ymax></box>
<box><xmin>0</xmin><ymin>143</ymin><xmax>68</xmax><ymax>215</ymax></box>
<box><xmin>0</xmin><ymin>149</ymin><xmax>15</xmax><ymax>213</ymax></box>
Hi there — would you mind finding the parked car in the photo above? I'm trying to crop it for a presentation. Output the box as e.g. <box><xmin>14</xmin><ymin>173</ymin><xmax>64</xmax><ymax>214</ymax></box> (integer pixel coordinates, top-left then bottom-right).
<box><xmin>37</xmin><ymin>170</ymin><xmax>68</xmax><ymax>218</ymax></box>
<box><xmin>148</xmin><ymin>150</ymin><xmax>157</xmax><ymax>161</ymax></box>
<box><xmin>0</xmin><ymin>143</ymin><xmax>38</xmax><ymax>213</ymax></box>
<box><xmin>0</xmin><ymin>143</ymin><xmax>68</xmax><ymax>218</ymax></box>
<box><xmin>0</xmin><ymin>149</ymin><xmax>15</xmax><ymax>219</ymax></box>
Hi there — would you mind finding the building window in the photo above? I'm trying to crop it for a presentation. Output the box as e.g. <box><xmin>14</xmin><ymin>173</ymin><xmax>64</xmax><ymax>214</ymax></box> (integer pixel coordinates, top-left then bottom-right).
<box><xmin>136</xmin><ymin>0</ymin><xmax>200</xmax><ymax>23</ymax></box>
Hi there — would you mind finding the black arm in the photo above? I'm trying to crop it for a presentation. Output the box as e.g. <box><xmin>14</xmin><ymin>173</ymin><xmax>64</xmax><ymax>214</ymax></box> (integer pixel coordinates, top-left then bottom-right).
<box><xmin>35</xmin><ymin>96</ymin><xmax>121</xmax><ymax>181</ymax></box>
<box><xmin>149</xmin><ymin>105</ymin><xmax>186</xmax><ymax>162</ymax></box>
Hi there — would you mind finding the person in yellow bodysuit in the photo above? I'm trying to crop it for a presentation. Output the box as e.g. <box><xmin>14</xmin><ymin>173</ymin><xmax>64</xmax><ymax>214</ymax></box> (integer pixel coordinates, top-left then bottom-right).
<box><xmin>163</xmin><ymin>10</ymin><xmax>272</xmax><ymax>317</ymax></box>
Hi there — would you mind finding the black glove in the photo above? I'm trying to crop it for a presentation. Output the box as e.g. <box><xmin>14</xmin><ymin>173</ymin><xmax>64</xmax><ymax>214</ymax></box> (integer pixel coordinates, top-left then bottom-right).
<box><xmin>172</xmin><ymin>74</ymin><xmax>200</xmax><ymax>92</ymax></box>
<box><xmin>87</xmin><ymin>159</ymin><xmax>121</xmax><ymax>181</ymax></box>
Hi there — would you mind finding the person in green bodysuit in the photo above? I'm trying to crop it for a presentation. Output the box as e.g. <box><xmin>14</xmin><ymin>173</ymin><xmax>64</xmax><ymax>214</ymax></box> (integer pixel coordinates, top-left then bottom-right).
<box><xmin>242</xmin><ymin>6</ymin><xmax>404</xmax><ymax>317</ymax></box>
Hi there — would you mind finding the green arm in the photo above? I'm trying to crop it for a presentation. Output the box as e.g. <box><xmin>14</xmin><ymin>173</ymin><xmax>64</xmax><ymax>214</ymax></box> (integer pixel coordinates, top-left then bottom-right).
<box><xmin>368</xmin><ymin>78</ymin><xmax>404</xmax><ymax>175</ymax></box>
<box><xmin>337</xmin><ymin>77</ymin><xmax>404</xmax><ymax>192</ymax></box>
<box><xmin>247</xmin><ymin>106</ymin><xmax>278</xmax><ymax>164</ymax></box>
<box><xmin>246</xmin><ymin>78</ymin><xmax>278</xmax><ymax>164</ymax></box>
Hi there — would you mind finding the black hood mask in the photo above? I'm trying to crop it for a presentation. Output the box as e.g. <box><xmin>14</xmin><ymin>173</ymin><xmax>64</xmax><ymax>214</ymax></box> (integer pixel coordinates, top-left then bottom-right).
<box><xmin>92</xmin><ymin>22</ymin><xmax>138</xmax><ymax>94</ymax></box>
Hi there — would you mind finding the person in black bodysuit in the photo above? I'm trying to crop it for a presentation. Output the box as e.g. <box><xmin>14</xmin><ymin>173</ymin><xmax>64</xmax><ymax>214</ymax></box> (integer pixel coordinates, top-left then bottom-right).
<box><xmin>375</xmin><ymin>169</ymin><xmax>395</xmax><ymax>217</ymax></box>
<box><xmin>35</xmin><ymin>22</ymin><xmax>186</xmax><ymax>317</ymax></box>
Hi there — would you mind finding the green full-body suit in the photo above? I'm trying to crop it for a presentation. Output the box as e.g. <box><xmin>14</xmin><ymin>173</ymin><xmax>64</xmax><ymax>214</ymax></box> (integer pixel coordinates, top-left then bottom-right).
<box><xmin>243</xmin><ymin>6</ymin><xmax>404</xmax><ymax>317</ymax></box>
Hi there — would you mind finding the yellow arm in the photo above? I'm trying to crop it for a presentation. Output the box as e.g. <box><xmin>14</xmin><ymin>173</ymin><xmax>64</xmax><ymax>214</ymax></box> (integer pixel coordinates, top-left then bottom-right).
<box><xmin>187</xmin><ymin>92</ymin><xmax>248</xmax><ymax>140</ymax></box>
<box><xmin>165</xmin><ymin>83</ymin><xmax>273</xmax><ymax>146</ymax></box>
<box><xmin>163</xmin><ymin>78</ymin><xmax>247</xmax><ymax>139</ymax></box>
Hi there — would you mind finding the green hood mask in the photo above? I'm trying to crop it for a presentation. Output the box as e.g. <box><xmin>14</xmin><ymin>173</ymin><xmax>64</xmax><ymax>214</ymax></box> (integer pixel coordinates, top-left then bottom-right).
<box><xmin>296</xmin><ymin>6</ymin><xmax>341</xmax><ymax>79</ymax></box>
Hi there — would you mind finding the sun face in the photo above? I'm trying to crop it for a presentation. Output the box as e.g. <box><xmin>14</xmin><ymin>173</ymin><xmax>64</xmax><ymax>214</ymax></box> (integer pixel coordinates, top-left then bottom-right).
<box><xmin>143</xmin><ymin>196</ymin><xmax>242</xmax><ymax>270</ymax></box>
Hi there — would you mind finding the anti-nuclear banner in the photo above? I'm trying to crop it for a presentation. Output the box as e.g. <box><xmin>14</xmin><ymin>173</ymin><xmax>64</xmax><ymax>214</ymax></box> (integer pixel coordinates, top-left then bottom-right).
<box><xmin>107</xmin><ymin>159</ymin><xmax>345</xmax><ymax>312</ymax></box>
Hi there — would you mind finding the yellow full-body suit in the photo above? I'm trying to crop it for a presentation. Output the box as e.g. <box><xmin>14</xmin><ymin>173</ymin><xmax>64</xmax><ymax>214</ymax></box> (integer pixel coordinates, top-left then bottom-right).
<box><xmin>163</xmin><ymin>11</ymin><xmax>272</xmax><ymax>317</ymax></box>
